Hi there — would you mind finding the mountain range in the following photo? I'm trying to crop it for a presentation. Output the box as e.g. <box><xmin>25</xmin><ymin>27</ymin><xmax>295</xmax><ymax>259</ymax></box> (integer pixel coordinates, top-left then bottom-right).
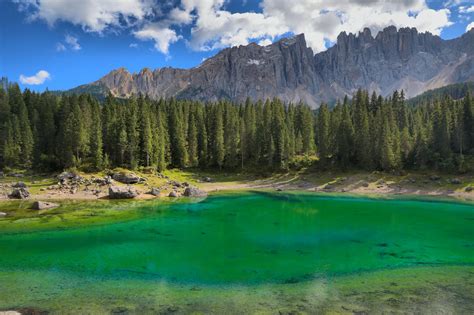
<box><xmin>66</xmin><ymin>26</ymin><xmax>474</xmax><ymax>108</ymax></box>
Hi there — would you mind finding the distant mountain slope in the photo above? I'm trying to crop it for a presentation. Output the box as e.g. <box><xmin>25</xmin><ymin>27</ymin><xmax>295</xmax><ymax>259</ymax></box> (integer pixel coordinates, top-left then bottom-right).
<box><xmin>407</xmin><ymin>82</ymin><xmax>474</xmax><ymax>105</ymax></box>
<box><xmin>65</xmin><ymin>26</ymin><xmax>474</xmax><ymax>108</ymax></box>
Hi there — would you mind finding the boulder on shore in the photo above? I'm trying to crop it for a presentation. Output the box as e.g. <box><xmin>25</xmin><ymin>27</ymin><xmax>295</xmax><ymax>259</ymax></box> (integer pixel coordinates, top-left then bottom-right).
<box><xmin>168</xmin><ymin>191</ymin><xmax>178</xmax><ymax>198</ymax></box>
<box><xmin>0</xmin><ymin>212</ymin><xmax>6</xmax><ymax>217</ymax></box>
<box><xmin>12</xmin><ymin>182</ymin><xmax>27</xmax><ymax>188</ymax></box>
<box><xmin>112</xmin><ymin>172</ymin><xmax>143</xmax><ymax>184</ymax></box>
<box><xmin>108</xmin><ymin>186</ymin><xmax>138</xmax><ymax>199</ymax></box>
<box><xmin>57</xmin><ymin>171</ymin><xmax>83</xmax><ymax>181</ymax></box>
<box><xmin>8</xmin><ymin>188</ymin><xmax>29</xmax><ymax>199</ymax></box>
<box><xmin>323</xmin><ymin>184</ymin><xmax>334</xmax><ymax>190</ymax></box>
<box><xmin>183</xmin><ymin>187</ymin><xmax>207</xmax><ymax>197</ymax></box>
<box><xmin>149</xmin><ymin>187</ymin><xmax>160</xmax><ymax>196</ymax></box>
<box><xmin>32</xmin><ymin>201</ymin><xmax>59</xmax><ymax>210</ymax></box>
<box><xmin>450</xmin><ymin>178</ymin><xmax>462</xmax><ymax>185</ymax></box>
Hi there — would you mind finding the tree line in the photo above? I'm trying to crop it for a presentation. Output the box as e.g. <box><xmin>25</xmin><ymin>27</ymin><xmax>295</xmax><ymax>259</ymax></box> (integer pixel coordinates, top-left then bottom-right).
<box><xmin>0</xmin><ymin>83</ymin><xmax>472</xmax><ymax>173</ymax></box>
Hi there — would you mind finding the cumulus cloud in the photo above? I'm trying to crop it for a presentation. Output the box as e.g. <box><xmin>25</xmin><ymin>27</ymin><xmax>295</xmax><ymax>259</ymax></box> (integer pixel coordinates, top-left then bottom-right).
<box><xmin>55</xmin><ymin>35</ymin><xmax>81</xmax><ymax>52</ymax></box>
<box><xmin>258</xmin><ymin>38</ymin><xmax>273</xmax><ymax>46</ymax></box>
<box><xmin>56</xmin><ymin>42</ymin><xmax>66</xmax><ymax>52</ymax></box>
<box><xmin>13</xmin><ymin>0</ymin><xmax>153</xmax><ymax>32</ymax></box>
<box><xmin>133</xmin><ymin>24</ymin><xmax>181</xmax><ymax>54</ymax></box>
<box><xmin>467</xmin><ymin>21</ymin><xmax>474</xmax><ymax>31</ymax></box>
<box><xmin>65</xmin><ymin>35</ymin><xmax>81</xmax><ymax>50</ymax></box>
<box><xmin>14</xmin><ymin>0</ymin><xmax>454</xmax><ymax>55</ymax></box>
<box><xmin>459</xmin><ymin>5</ymin><xmax>474</xmax><ymax>13</ymax></box>
<box><xmin>259</xmin><ymin>0</ymin><xmax>452</xmax><ymax>52</ymax></box>
<box><xmin>19</xmin><ymin>70</ymin><xmax>51</xmax><ymax>85</ymax></box>
<box><xmin>129</xmin><ymin>43</ymin><xmax>138</xmax><ymax>48</ymax></box>
<box><xmin>157</xmin><ymin>0</ymin><xmax>454</xmax><ymax>53</ymax></box>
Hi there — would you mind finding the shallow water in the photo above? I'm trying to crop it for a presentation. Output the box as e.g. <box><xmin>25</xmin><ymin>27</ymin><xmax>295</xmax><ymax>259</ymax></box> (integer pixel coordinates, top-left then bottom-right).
<box><xmin>0</xmin><ymin>192</ymin><xmax>473</xmax><ymax>313</ymax></box>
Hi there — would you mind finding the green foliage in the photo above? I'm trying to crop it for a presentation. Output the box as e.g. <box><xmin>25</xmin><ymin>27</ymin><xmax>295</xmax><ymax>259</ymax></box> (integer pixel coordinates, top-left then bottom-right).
<box><xmin>0</xmin><ymin>83</ymin><xmax>472</xmax><ymax>173</ymax></box>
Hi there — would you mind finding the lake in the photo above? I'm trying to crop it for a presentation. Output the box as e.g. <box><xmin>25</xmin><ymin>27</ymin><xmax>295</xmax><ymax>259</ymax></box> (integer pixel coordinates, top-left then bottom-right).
<box><xmin>0</xmin><ymin>192</ymin><xmax>473</xmax><ymax>314</ymax></box>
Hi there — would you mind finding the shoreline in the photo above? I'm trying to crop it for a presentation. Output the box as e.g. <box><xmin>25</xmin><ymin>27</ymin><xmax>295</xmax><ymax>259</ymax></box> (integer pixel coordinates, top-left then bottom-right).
<box><xmin>0</xmin><ymin>170</ymin><xmax>473</xmax><ymax>203</ymax></box>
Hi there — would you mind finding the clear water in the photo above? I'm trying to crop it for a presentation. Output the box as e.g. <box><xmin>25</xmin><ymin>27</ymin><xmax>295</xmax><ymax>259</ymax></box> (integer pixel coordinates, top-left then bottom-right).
<box><xmin>0</xmin><ymin>192</ymin><xmax>472</xmax><ymax>286</ymax></box>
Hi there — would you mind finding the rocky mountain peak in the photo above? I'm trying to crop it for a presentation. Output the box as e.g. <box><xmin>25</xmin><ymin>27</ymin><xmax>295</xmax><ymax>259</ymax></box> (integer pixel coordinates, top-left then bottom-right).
<box><xmin>71</xmin><ymin>26</ymin><xmax>474</xmax><ymax>107</ymax></box>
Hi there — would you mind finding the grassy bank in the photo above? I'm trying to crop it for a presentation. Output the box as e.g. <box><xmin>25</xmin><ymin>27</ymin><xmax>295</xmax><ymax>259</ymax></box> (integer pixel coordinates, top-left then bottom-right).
<box><xmin>1</xmin><ymin>168</ymin><xmax>473</xmax><ymax>202</ymax></box>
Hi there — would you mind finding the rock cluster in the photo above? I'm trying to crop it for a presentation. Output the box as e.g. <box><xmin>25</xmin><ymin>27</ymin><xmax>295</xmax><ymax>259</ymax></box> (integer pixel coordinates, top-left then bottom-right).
<box><xmin>51</xmin><ymin>172</ymin><xmax>86</xmax><ymax>194</ymax></box>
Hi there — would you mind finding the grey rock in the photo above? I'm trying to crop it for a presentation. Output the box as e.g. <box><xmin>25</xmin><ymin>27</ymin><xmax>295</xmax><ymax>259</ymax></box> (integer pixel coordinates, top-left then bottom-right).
<box><xmin>67</xmin><ymin>27</ymin><xmax>474</xmax><ymax>108</ymax></box>
<box><xmin>0</xmin><ymin>212</ymin><xmax>6</xmax><ymax>217</ymax></box>
<box><xmin>465</xmin><ymin>186</ymin><xmax>473</xmax><ymax>192</ymax></box>
<box><xmin>323</xmin><ymin>184</ymin><xmax>334</xmax><ymax>190</ymax></box>
<box><xmin>57</xmin><ymin>171</ymin><xmax>77</xmax><ymax>181</ymax></box>
<box><xmin>203</xmin><ymin>177</ymin><xmax>212</xmax><ymax>183</ymax></box>
<box><xmin>93</xmin><ymin>176</ymin><xmax>113</xmax><ymax>186</ymax></box>
<box><xmin>450</xmin><ymin>178</ymin><xmax>462</xmax><ymax>185</ymax></box>
<box><xmin>183</xmin><ymin>187</ymin><xmax>207</xmax><ymax>197</ymax></box>
<box><xmin>168</xmin><ymin>191</ymin><xmax>178</xmax><ymax>198</ymax></box>
<box><xmin>12</xmin><ymin>182</ymin><xmax>27</xmax><ymax>188</ymax></box>
<box><xmin>149</xmin><ymin>187</ymin><xmax>160</xmax><ymax>196</ymax></box>
<box><xmin>108</xmin><ymin>186</ymin><xmax>138</xmax><ymax>199</ymax></box>
<box><xmin>32</xmin><ymin>201</ymin><xmax>59</xmax><ymax>210</ymax></box>
<box><xmin>9</xmin><ymin>188</ymin><xmax>29</xmax><ymax>199</ymax></box>
<box><xmin>112</xmin><ymin>172</ymin><xmax>141</xmax><ymax>184</ymax></box>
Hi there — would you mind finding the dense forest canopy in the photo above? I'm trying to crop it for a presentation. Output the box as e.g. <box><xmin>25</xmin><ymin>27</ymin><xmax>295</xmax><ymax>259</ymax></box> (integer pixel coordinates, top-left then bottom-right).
<box><xmin>0</xmin><ymin>82</ymin><xmax>473</xmax><ymax>173</ymax></box>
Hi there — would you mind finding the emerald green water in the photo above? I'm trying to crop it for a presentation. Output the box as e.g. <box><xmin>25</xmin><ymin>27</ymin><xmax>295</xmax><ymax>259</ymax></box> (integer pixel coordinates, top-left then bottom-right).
<box><xmin>0</xmin><ymin>192</ymin><xmax>474</xmax><ymax>313</ymax></box>
<box><xmin>0</xmin><ymin>192</ymin><xmax>473</xmax><ymax>286</ymax></box>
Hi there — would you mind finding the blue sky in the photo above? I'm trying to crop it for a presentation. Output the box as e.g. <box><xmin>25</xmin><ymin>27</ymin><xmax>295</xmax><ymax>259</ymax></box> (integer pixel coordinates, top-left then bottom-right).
<box><xmin>1</xmin><ymin>0</ymin><xmax>474</xmax><ymax>92</ymax></box>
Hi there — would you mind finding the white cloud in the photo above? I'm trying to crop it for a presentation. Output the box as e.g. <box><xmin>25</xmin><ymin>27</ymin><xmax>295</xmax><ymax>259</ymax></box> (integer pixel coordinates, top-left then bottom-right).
<box><xmin>14</xmin><ymin>0</ymin><xmax>455</xmax><ymax>55</ymax></box>
<box><xmin>19</xmin><ymin>70</ymin><xmax>51</xmax><ymax>85</ymax></box>
<box><xmin>258</xmin><ymin>0</ymin><xmax>452</xmax><ymax>52</ymax></box>
<box><xmin>133</xmin><ymin>24</ymin><xmax>181</xmax><ymax>54</ymax></box>
<box><xmin>65</xmin><ymin>35</ymin><xmax>81</xmax><ymax>50</ymax></box>
<box><xmin>466</xmin><ymin>22</ymin><xmax>474</xmax><ymax>31</ymax></box>
<box><xmin>55</xmin><ymin>35</ymin><xmax>81</xmax><ymax>52</ymax></box>
<box><xmin>56</xmin><ymin>42</ymin><xmax>66</xmax><ymax>51</ymax></box>
<box><xmin>162</xmin><ymin>0</ymin><xmax>453</xmax><ymax>53</ymax></box>
<box><xmin>13</xmin><ymin>0</ymin><xmax>153</xmax><ymax>32</ymax></box>
<box><xmin>129</xmin><ymin>43</ymin><xmax>138</xmax><ymax>48</ymax></box>
<box><xmin>459</xmin><ymin>5</ymin><xmax>474</xmax><ymax>13</ymax></box>
<box><xmin>258</xmin><ymin>38</ymin><xmax>273</xmax><ymax>46</ymax></box>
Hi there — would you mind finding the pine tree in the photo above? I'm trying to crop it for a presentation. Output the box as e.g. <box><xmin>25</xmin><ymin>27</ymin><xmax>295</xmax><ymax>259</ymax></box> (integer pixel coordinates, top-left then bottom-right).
<box><xmin>139</xmin><ymin>97</ymin><xmax>154</xmax><ymax>167</ymax></box>
<box><xmin>462</xmin><ymin>92</ymin><xmax>473</xmax><ymax>153</ymax></box>
<box><xmin>187</xmin><ymin>109</ymin><xmax>199</xmax><ymax>167</ymax></box>
<box><xmin>213</xmin><ymin>103</ymin><xmax>225</xmax><ymax>169</ymax></box>
<box><xmin>353</xmin><ymin>90</ymin><xmax>371</xmax><ymax>168</ymax></box>
<box><xmin>90</xmin><ymin>101</ymin><xmax>103</xmax><ymax>170</ymax></box>
<box><xmin>336</xmin><ymin>101</ymin><xmax>354</xmax><ymax>169</ymax></box>
<box><xmin>169</xmin><ymin>100</ymin><xmax>188</xmax><ymax>168</ymax></box>
<box><xmin>223</xmin><ymin>102</ymin><xmax>239</xmax><ymax>168</ymax></box>
<box><xmin>316</xmin><ymin>103</ymin><xmax>330</xmax><ymax>164</ymax></box>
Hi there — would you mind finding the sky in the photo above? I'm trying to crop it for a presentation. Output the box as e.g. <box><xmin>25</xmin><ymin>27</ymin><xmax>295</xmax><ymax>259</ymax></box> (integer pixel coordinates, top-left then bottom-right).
<box><xmin>1</xmin><ymin>0</ymin><xmax>474</xmax><ymax>92</ymax></box>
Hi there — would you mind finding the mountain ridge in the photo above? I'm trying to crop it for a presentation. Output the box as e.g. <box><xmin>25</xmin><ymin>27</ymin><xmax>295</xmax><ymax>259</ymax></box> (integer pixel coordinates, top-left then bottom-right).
<box><xmin>66</xmin><ymin>26</ymin><xmax>474</xmax><ymax>107</ymax></box>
